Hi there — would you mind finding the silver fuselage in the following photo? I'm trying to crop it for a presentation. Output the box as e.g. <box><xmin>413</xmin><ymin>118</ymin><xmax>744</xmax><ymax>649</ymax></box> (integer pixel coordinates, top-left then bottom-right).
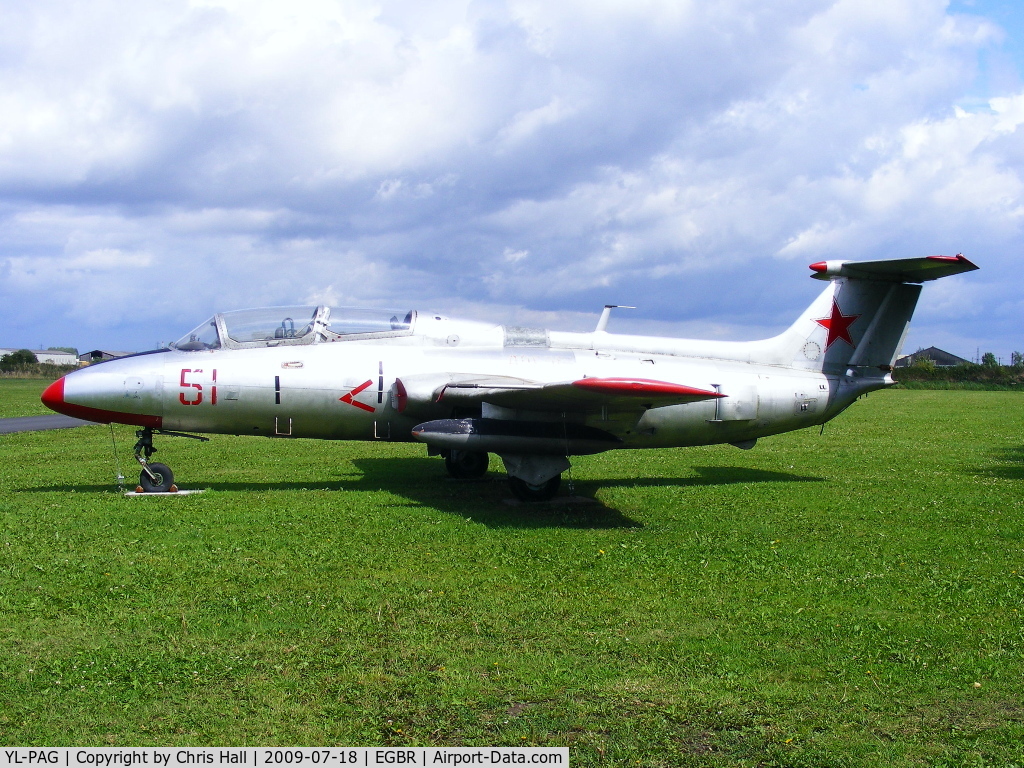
<box><xmin>54</xmin><ymin>314</ymin><xmax>883</xmax><ymax>451</ymax></box>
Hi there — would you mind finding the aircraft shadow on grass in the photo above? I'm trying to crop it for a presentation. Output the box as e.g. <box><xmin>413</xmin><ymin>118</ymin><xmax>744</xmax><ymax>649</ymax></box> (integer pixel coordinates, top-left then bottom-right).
<box><xmin>22</xmin><ymin>458</ymin><xmax>823</xmax><ymax>530</ymax></box>
<box><xmin>978</xmin><ymin>446</ymin><xmax>1024</xmax><ymax>481</ymax></box>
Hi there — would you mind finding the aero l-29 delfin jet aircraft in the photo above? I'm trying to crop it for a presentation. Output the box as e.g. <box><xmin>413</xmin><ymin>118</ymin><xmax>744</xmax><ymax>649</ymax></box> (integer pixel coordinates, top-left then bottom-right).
<box><xmin>42</xmin><ymin>255</ymin><xmax>977</xmax><ymax>501</ymax></box>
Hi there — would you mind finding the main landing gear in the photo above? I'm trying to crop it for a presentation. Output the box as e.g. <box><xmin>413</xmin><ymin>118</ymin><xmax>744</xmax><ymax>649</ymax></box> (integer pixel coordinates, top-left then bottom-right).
<box><xmin>500</xmin><ymin>454</ymin><xmax>569</xmax><ymax>503</ymax></box>
<box><xmin>440</xmin><ymin>449</ymin><xmax>564</xmax><ymax>502</ymax></box>
<box><xmin>508</xmin><ymin>474</ymin><xmax>561</xmax><ymax>502</ymax></box>
<box><xmin>443</xmin><ymin>449</ymin><xmax>490</xmax><ymax>479</ymax></box>
<box><xmin>132</xmin><ymin>427</ymin><xmax>208</xmax><ymax>493</ymax></box>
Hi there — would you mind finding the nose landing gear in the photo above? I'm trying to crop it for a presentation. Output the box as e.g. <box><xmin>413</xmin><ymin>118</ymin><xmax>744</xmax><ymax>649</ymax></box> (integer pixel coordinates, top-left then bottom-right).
<box><xmin>132</xmin><ymin>428</ymin><xmax>172</xmax><ymax>492</ymax></box>
<box><xmin>132</xmin><ymin>427</ymin><xmax>209</xmax><ymax>493</ymax></box>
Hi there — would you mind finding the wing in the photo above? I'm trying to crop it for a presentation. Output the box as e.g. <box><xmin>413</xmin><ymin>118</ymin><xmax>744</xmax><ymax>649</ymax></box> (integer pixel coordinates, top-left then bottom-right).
<box><xmin>440</xmin><ymin>376</ymin><xmax>723</xmax><ymax>410</ymax></box>
<box><xmin>397</xmin><ymin>373</ymin><xmax>723</xmax><ymax>457</ymax></box>
<box><xmin>393</xmin><ymin>373</ymin><xmax>723</xmax><ymax>414</ymax></box>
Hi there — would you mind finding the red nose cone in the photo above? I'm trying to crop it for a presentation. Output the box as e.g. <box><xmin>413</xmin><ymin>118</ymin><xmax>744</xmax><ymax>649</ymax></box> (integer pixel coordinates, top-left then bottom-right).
<box><xmin>39</xmin><ymin>373</ymin><xmax>162</xmax><ymax>427</ymax></box>
<box><xmin>809</xmin><ymin>261</ymin><xmax>827</xmax><ymax>273</ymax></box>
<box><xmin>41</xmin><ymin>377</ymin><xmax>66</xmax><ymax>413</ymax></box>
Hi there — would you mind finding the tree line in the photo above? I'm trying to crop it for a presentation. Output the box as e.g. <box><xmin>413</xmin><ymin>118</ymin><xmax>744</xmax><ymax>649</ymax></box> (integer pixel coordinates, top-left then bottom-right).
<box><xmin>0</xmin><ymin>349</ymin><xmax>79</xmax><ymax>378</ymax></box>
<box><xmin>893</xmin><ymin>350</ymin><xmax>1024</xmax><ymax>389</ymax></box>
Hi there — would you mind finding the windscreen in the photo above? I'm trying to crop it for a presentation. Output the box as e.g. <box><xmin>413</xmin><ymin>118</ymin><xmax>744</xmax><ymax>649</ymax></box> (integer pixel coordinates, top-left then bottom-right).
<box><xmin>172</xmin><ymin>317</ymin><xmax>221</xmax><ymax>350</ymax></box>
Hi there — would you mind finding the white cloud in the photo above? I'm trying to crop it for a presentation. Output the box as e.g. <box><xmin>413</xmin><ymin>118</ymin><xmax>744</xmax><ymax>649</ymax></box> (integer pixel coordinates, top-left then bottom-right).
<box><xmin>503</xmin><ymin>247</ymin><xmax>529</xmax><ymax>262</ymax></box>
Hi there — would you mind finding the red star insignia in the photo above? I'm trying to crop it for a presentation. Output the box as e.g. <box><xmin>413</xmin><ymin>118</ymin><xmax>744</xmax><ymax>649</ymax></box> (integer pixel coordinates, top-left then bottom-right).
<box><xmin>814</xmin><ymin>299</ymin><xmax>860</xmax><ymax>349</ymax></box>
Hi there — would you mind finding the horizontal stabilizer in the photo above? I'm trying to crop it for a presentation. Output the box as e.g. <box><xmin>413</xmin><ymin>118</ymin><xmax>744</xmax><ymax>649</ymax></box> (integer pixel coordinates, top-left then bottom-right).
<box><xmin>810</xmin><ymin>254</ymin><xmax>978</xmax><ymax>283</ymax></box>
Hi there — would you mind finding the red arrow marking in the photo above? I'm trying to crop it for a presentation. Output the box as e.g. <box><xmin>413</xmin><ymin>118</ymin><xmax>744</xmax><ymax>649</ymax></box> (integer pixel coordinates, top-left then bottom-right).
<box><xmin>340</xmin><ymin>380</ymin><xmax>376</xmax><ymax>412</ymax></box>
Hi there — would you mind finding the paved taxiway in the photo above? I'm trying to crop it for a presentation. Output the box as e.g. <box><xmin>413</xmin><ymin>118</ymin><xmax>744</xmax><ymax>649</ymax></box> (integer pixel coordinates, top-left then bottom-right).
<box><xmin>0</xmin><ymin>414</ymin><xmax>96</xmax><ymax>434</ymax></box>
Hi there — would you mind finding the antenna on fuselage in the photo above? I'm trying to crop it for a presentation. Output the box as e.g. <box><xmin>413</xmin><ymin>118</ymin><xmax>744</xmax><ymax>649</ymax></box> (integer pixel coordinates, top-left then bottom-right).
<box><xmin>595</xmin><ymin>305</ymin><xmax>635</xmax><ymax>333</ymax></box>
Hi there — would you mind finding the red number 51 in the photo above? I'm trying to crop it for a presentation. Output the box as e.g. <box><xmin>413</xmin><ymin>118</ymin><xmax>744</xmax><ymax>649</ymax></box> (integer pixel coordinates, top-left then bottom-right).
<box><xmin>179</xmin><ymin>368</ymin><xmax>203</xmax><ymax>405</ymax></box>
<box><xmin>179</xmin><ymin>369</ymin><xmax>218</xmax><ymax>406</ymax></box>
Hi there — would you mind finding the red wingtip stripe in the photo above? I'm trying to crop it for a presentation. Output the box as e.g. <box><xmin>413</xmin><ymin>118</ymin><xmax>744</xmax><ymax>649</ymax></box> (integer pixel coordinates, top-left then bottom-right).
<box><xmin>572</xmin><ymin>378</ymin><xmax>723</xmax><ymax>398</ymax></box>
<box><xmin>927</xmin><ymin>253</ymin><xmax>978</xmax><ymax>271</ymax></box>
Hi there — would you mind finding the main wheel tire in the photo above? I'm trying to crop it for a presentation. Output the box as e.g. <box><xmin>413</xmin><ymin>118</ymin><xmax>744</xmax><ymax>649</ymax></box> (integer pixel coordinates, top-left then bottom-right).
<box><xmin>508</xmin><ymin>474</ymin><xmax>561</xmax><ymax>502</ymax></box>
<box><xmin>444</xmin><ymin>450</ymin><xmax>490</xmax><ymax>479</ymax></box>
<box><xmin>139</xmin><ymin>462</ymin><xmax>174</xmax><ymax>493</ymax></box>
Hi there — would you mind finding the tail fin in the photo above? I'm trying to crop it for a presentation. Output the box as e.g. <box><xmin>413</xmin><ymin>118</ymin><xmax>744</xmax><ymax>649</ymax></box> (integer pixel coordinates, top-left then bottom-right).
<box><xmin>775</xmin><ymin>255</ymin><xmax>978</xmax><ymax>374</ymax></box>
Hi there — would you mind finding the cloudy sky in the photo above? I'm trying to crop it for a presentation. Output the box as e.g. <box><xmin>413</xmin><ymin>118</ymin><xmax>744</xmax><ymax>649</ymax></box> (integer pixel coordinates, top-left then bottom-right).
<box><xmin>1</xmin><ymin>0</ymin><xmax>1021</xmax><ymax>360</ymax></box>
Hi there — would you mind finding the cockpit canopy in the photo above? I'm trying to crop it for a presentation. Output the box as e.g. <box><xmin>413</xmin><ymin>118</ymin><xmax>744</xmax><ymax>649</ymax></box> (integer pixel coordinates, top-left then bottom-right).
<box><xmin>172</xmin><ymin>306</ymin><xmax>415</xmax><ymax>351</ymax></box>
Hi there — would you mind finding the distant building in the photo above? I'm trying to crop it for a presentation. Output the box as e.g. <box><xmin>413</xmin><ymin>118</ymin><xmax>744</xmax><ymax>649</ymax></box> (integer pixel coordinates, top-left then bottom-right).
<box><xmin>79</xmin><ymin>350</ymin><xmax>134</xmax><ymax>364</ymax></box>
<box><xmin>0</xmin><ymin>348</ymin><xmax>79</xmax><ymax>366</ymax></box>
<box><xmin>894</xmin><ymin>346</ymin><xmax>972</xmax><ymax>368</ymax></box>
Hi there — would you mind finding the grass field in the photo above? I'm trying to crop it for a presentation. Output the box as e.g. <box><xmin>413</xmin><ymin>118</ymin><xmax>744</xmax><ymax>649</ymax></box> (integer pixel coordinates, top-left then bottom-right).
<box><xmin>0</xmin><ymin>378</ymin><xmax>56</xmax><ymax>417</ymax></box>
<box><xmin>1</xmin><ymin>380</ymin><xmax>1023</xmax><ymax>765</ymax></box>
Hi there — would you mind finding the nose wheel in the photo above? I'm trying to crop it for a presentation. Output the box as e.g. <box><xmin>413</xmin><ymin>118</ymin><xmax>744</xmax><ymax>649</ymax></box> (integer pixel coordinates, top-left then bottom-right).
<box><xmin>131</xmin><ymin>427</ymin><xmax>208</xmax><ymax>493</ymax></box>
<box><xmin>138</xmin><ymin>462</ymin><xmax>175</xmax><ymax>493</ymax></box>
